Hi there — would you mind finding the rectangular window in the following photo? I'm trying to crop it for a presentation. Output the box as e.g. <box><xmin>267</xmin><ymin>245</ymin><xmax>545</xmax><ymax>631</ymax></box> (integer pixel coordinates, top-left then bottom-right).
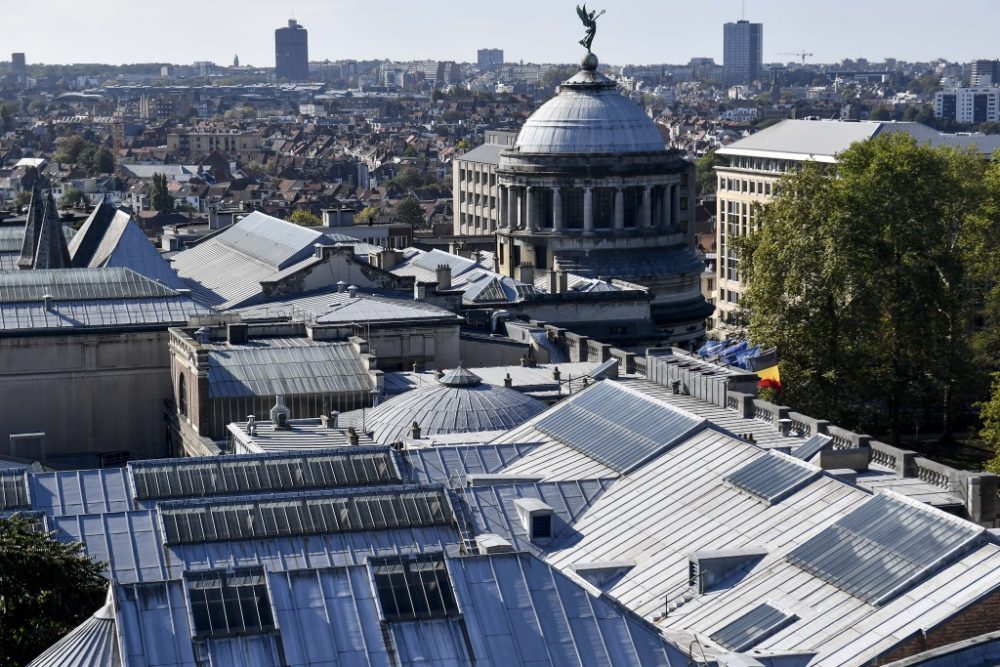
<box><xmin>186</xmin><ymin>567</ymin><xmax>274</xmax><ymax>638</ymax></box>
<box><xmin>372</xmin><ymin>554</ymin><xmax>459</xmax><ymax>621</ymax></box>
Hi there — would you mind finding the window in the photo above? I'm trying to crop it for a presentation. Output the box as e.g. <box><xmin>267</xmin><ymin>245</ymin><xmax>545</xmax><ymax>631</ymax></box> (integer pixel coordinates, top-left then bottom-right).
<box><xmin>372</xmin><ymin>554</ymin><xmax>459</xmax><ymax>621</ymax></box>
<box><xmin>178</xmin><ymin>373</ymin><xmax>188</xmax><ymax>417</ymax></box>
<box><xmin>531</xmin><ymin>513</ymin><xmax>552</xmax><ymax>539</ymax></box>
<box><xmin>9</xmin><ymin>433</ymin><xmax>44</xmax><ymax>461</ymax></box>
<box><xmin>187</xmin><ymin>567</ymin><xmax>274</xmax><ymax>637</ymax></box>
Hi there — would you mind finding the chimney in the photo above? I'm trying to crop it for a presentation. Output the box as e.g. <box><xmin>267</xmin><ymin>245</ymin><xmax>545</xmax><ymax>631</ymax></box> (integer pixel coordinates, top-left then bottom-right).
<box><xmin>414</xmin><ymin>283</ymin><xmax>427</xmax><ymax>300</ymax></box>
<box><xmin>347</xmin><ymin>427</ymin><xmax>359</xmax><ymax>445</ymax></box>
<box><xmin>412</xmin><ymin>361</ymin><xmax>421</xmax><ymax>373</ymax></box>
<box><xmin>547</xmin><ymin>271</ymin><xmax>559</xmax><ymax>294</ymax></box>
<box><xmin>336</xmin><ymin>280</ymin><xmax>347</xmax><ymax>293</ymax></box>
<box><xmin>517</xmin><ymin>263</ymin><xmax>535</xmax><ymax>285</ymax></box>
<box><xmin>557</xmin><ymin>269</ymin><xmax>568</xmax><ymax>294</ymax></box>
<box><xmin>246</xmin><ymin>414</ymin><xmax>257</xmax><ymax>437</ymax></box>
<box><xmin>435</xmin><ymin>368</ymin><xmax>444</xmax><ymax>380</ymax></box>
<box><xmin>436</xmin><ymin>264</ymin><xmax>452</xmax><ymax>290</ymax></box>
<box><xmin>270</xmin><ymin>394</ymin><xmax>291</xmax><ymax>429</ymax></box>
<box><xmin>504</xmin><ymin>372</ymin><xmax>513</xmax><ymax>388</ymax></box>
<box><xmin>553</xmin><ymin>366</ymin><xmax>561</xmax><ymax>382</ymax></box>
<box><xmin>320</xmin><ymin>411</ymin><xmax>339</xmax><ymax>428</ymax></box>
<box><xmin>227</xmin><ymin>323</ymin><xmax>249</xmax><ymax>345</ymax></box>
<box><xmin>410</xmin><ymin>421</ymin><xmax>422</xmax><ymax>439</ymax></box>
<box><xmin>42</xmin><ymin>293</ymin><xmax>53</xmax><ymax>311</ymax></box>
<box><xmin>347</xmin><ymin>285</ymin><xmax>358</xmax><ymax>298</ymax></box>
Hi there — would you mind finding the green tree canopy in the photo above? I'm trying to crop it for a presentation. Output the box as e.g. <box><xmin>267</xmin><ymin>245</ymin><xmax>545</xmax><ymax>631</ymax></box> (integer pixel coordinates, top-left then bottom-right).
<box><xmin>354</xmin><ymin>207</ymin><xmax>379</xmax><ymax>225</ymax></box>
<box><xmin>738</xmin><ymin>134</ymin><xmax>996</xmax><ymax>443</ymax></box>
<box><xmin>695</xmin><ymin>149</ymin><xmax>726</xmax><ymax>196</ymax></box>
<box><xmin>0</xmin><ymin>514</ymin><xmax>108</xmax><ymax>666</ymax></box>
<box><xmin>150</xmin><ymin>173</ymin><xmax>175</xmax><ymax>214</ymax></box>
<box><xmin>289</xmin><ymin>209</ymin><xmax>321</xmax><ymax>226</ymax></box>
<box><xmin>393</xmin><ymin>197</ymin><xmax>426</xmax><ymax>228</ymax></box>
<box><xmin>53</xmin><ymin>135</ymin><xmax>90</xmax><ymax>164</ymax></box>
<box><xmin>59</xmin><ymin>187</ymin><xmax>87</xmax><ymax>208</ymax></box>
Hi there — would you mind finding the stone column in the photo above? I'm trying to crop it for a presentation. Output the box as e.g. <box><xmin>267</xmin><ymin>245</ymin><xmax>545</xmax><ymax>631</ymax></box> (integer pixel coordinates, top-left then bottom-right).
<box><xmin>497</xmin><ymin>185</ymin><xmax>506</xmax><ymax>230</ymax></box>
<box><xmin>552</xmin><ymin>187</ymin><xmax>563</xmax><ymax>233</ymax></box>
<box><xmin>583</xmin><ymin>187</ymin><xmax>594</xmax><ymax>235</ymax></box>
<box><xmin>672</xmin><ymin>183</ymin><xmax>681</xmax><ymax>230</ymax></box>
<box><xmin>525</xmin><ymin>186</ymin><xmax>536</xmax><ymax>232</ymax></box>
<box><xmin>643</xmin><ymin>186</ymin><xmax>653</xmax><ymax>228</ymax></box>
<box><xmin>614</xmin><ymin>188</ymin><xmax>625</xmax><ymax>232</ymax></box>
<box><xmin>660</xmin><ymin>185</ymin><xmax>670</xmax><ymax>229</ymax></box>
<box><xmin>508</xmin><ymin>186</ymin><xmax>519</xmax><ymax>229</ymax></box>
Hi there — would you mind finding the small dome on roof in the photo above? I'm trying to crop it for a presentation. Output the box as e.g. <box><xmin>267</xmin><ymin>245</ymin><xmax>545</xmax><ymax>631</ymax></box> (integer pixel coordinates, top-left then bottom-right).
<box><xmin>364</xmin><ymin>366</ymin><xmax>546</xmax><ymax>444</ymax></box>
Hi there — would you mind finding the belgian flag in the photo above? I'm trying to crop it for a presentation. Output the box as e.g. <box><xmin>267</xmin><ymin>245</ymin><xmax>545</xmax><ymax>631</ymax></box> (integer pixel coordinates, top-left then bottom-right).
<box><xmin>749</xmin><ymin>348</ymin><xmax>781</xmax><ymax>392</ymax></box>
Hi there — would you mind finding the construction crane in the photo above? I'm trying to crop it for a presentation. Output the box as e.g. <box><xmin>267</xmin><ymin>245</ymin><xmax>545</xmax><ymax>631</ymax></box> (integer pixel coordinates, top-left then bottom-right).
<box><xmin>779</xmin><ymin>50</ymin><xmax>815</xmax><ymax>65</ymax></box>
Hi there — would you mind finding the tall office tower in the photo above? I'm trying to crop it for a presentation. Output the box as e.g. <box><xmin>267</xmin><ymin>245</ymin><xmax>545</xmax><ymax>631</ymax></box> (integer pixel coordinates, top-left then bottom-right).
<box><xmin>723</xmin><ymin>20</ymin><xmax>763</xmax><ymax>86</ymax></box>
<box><xmin>971</xmin><ymin>59</ymin><xmax>1000</xmax><ymax>87</ymax></box>
<box><xmin>477</xmin><ymin>48</ymin><xmax>504</xmax><ymax>70</ymax></box>
<box><xmin>11</xmin><ymin>52</ymin><xmax>26</xmax><ymax>78</ymax></box>
<box><xmin>275</xmin><ymin>19</ymin><xmax>309</xmax><ymax>81</ymax></box>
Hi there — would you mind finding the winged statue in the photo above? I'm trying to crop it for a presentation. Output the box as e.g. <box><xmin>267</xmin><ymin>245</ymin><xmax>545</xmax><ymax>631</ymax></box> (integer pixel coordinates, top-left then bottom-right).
<box><xmin>576</xmin><ymin>5</ymin><xmax>606</xmax><ymax>52</ymax></box>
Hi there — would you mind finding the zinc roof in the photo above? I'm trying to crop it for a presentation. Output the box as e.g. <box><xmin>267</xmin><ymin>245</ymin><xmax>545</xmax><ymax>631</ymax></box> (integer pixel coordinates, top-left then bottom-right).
<box><xmin>206</xmin><ymin>338</ymin><xmax>373</xmax><ymax>399</ymax></box>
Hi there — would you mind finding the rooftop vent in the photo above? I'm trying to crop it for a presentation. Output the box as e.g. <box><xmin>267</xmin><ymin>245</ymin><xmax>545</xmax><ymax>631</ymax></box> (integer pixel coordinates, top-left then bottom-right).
<box><xmin>476</xmin><ymin>533</ymin><xmax>514</xmax><ymax>555</ymax></box>
<box><xmin>227</xmin><ymin>322</ymin><xmax>249</xmax><ymax>345</ymax></box>
<box><xmin>514</xmin><ymin>497</ymin><xmax>554</xmax><ymax>541</ymax></box>
<box><xmin>270</xmin><ymin>394</ymin><xmax>291</xmax><ymax>429</ymax></box>
<box><xmin>688</xmin><ymin>548</ymin><xmax>768</xmax><ymax>594</ymax></box>
<box><xmin>571</xmin><ymin>560</ymin><xmax>636</xmax><ymax>588</ymax></box>
<box><xmin>336</xmin><ymin>280</ymin><xmax>347</xmax><ymax>293</ymax></box>
<box><xmin>347</xmin><ymin>285</ymin><xmax>358</xmax><ymax>298</ymax></box>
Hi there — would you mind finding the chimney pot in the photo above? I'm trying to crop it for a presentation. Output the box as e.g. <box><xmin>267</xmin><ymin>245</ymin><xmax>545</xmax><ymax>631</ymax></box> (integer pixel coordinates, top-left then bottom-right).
<box><xmin>553</xmin><ymin>366</ymin><xmax>561</xmax><ymax>382</ymax></box>
<box><xmin>410</xmin><ymin>421</ymin><xmax>421</xmax><ymax>439</ymax></box>
<box><xmin>347</xmin><ymin>285</ymin><xmax>358</xmax><ymax>298</ymax></box>
<box><xmin>336</xmin><ymin>280</ymin><xmax>347</xmax><ymax>293</ymax></box>
<box><xmin>504</xmin><ymin>372</ymin><xmax>512</xmax><ymax>388</ymax></box>
<box><xmin>347</xmin><ymin>426</ymin><xmax>359</xmax><ymax>445</ymax></box>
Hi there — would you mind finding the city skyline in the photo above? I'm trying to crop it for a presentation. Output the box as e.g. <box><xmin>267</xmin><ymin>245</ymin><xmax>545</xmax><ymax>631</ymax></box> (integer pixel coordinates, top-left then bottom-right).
<box><xmin>4</xmin><ymin>0</ymin><xmax>1000</xmax><ymax>67</ymax></box>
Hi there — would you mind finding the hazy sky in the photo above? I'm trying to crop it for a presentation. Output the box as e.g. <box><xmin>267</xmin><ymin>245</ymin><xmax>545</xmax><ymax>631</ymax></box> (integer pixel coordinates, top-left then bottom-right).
<box><xmin>3</xmin><ymin>0</ymin><xmax>998</xmax><ymax>67</ymax></box>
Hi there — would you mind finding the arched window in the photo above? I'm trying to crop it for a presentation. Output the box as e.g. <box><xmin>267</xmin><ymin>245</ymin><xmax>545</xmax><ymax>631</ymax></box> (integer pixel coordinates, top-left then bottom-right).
<box><xmin>178</xmin><ymin>373</ymin><xmax>188</xmax><ymax>417</ymax></box>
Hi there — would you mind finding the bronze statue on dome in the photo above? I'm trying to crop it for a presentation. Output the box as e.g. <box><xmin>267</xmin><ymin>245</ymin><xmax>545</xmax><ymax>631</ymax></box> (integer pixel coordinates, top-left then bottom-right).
<box><xmin>576</xmin><ymin>5</ymin><xmax>606</xmax><ymax>53</ymax></box>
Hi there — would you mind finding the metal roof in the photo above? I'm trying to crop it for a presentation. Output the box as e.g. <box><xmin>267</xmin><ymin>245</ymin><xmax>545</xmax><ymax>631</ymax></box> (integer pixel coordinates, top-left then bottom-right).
<box><xmin>553</xmin><ymin>245</ymin><xmax>704</xmax><ymax>280</ymax></box>
<box><xmin>0</xmin><ymin>267</ymin><xmax>176</xmax><ymax>302</ymax></box>
<box><xmin>455</xmin><ymin>142</ymin><xmax>504</xmax><ymax>165</ymax></box>
<box><xmin>86</xmin><ymin>212</ymin><xmax>187</xmax><ymax>289</ymax></box>
<box><xmin>27</xmin><ymin>596</ymin><xmax>119</xmax><ymax>667</ymax></box>
<box><xmin>234</xmin><ymin>287</ymin><xmax>456</xmax><ymax>324</ymax></box>
<box><xmin>724</xmin><ymin>451</ymin><xmax>820</xmax><ymax>505</ymax></box>
<box><xmin>365</xmin><ymin>380</ymin><xmax>547</xmax><ymax>445</ymax></box>
<box><xmin>158</xmin><ymin>486</ymin><xmax>454</xmax><ymax>545</ymax></box>
<box><xmin>786</xmin><ymin>492</ymin><xmax>984</xmax><ymax>605</ymax></box>
<box><xmin>406</xmin><ymin>443</ymin><xmax>539</xmax><ymax>484</ymax></box>
<box><xmin>206</xmin><ymin>339</ymin><xmax>373</xmax><ymax>399</ymax></box>
<box><xmin>793</xmin><ymin>433</ymin><xmax>834</xmax><ymax>461</ymax></box>
<box><xmin>130</xmin><ymin>448</ymin><xmax>400</xmax><ymax>500</ymax></box>
<box><xmin>534</xmin><ymin>381</ymin><xmax>706</xmax><ymax>473</ymax></box>
<box><xmin>512</xmin><ymin>82</ymin><xmax>666</xmax><ymax>154</ymax></box>
<box><xmin>709</xmin><ymin>602</ymin><xmax>797</xmax><ymax>652</ymax></box>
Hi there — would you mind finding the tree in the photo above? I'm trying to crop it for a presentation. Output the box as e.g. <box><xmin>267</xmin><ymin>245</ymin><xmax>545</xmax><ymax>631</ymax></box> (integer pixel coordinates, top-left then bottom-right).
<box><xmin>354</xmin><ymin>207</ymin><xmax>379</xmax><ymax>225</ymax></box>
<box><xmin>0</xmin><ymin>514</ymin><xmax>108</xmax><ymax>666</ymax></box>
<box><xmin>695</xmin><ymin>149</ymin><xmax>726</xmax><ymax>196</ymax></box>
<box><xmin>393</xmin><ymin>197</ymin><xmax>426</xmax><ymax>228</ymax></box>
<box><xmin>737</xmin><ymin>134</ymin><xmax>992</xmax><ymax>444</ymax></box>
<box><xmin>59</xmin><ymin>187</ymin><xmax>86</xmax><ymax>208</ymax></box>
<box><xmin>53</xmin><ymin>135</ymin><xmax>89</xmax><ymax>164</ymax></box>
<box><xmin>150</xmin><ymin>173</ymin><xmax>175</xmax><ymax>214</ymax></box>
<box><xmin>289</xmin><ymin>209</ymin><xmax>321</xmax><ymax>226</ymax></box>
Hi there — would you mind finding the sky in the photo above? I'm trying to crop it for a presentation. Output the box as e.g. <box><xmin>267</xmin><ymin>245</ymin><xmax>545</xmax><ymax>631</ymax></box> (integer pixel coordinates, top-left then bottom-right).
<box><xmin>2</xmin><ymin>0</ymin><xmax>999</xmax><ymax>67</ymax></box>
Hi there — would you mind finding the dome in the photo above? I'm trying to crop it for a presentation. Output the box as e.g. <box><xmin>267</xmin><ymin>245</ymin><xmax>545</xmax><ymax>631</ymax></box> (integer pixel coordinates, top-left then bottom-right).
<box><xmin>513</xmin><ymin>63</ymin><xmax>666</xmax><ymax>155</ymax></box>
<box><xmin>365</xmin><ymin>367</ymin><xmax>547</xmax><ymax>444</ymax></box>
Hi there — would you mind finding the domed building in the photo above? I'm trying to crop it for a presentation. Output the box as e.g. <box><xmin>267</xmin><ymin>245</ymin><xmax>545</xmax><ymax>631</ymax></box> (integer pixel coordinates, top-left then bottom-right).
<box><xmin>364</xmin><ymin>366</ymin><xmax>547</xmax><ymax>444</ymax></box>
<box><xmin>495</xmin><ymin>53</ymin><xmax>713</xmax><ymax>343</ymax></box>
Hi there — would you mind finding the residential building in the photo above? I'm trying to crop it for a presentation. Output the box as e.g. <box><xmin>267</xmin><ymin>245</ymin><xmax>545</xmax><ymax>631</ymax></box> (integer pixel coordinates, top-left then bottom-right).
<box><xmin>712</xmin><ymin>119</ymin><xmax>1000</xmax><ymax>334</ymax></box>
<box><xmin>166</xmin><ymin>131</ymin><xmax>263</xmax><ymax>155</ymax></box>
<box><xmin>936</xmin><ymin>86</ymin><xmax>1000</xmax><ymax>124</ymax></box>
<box><xmin>10</xmin><ymin>52</ymin><xmax>26</xmax><ymax>79</ymax></box>
<box><xmin>477</xmin><ymin>48</ymin><xmax>504</xmax><ymax>69</ymax></box>
<box><xmin>971</xmin><ymin>58</ymin><xmax>1000</xmax><ymax>86</ymax></box>
<box><xmin>493</xmin><ymin>54</ymin><xmax>711</xmax><ymax>343</ymax></box>
<box><xmin>723</xmin><ymin>19</ymin><xmax>763</xmax><ymax>86</ymax></box>
<box><xmin>275</xmin><ymin>18</ymin><xmax>309</xmax><ymax>81</ymax></box>
<box><xmin>452</xmin><ymin>131</ymin><xmax>518</xmax><ymax>236</ymax></box>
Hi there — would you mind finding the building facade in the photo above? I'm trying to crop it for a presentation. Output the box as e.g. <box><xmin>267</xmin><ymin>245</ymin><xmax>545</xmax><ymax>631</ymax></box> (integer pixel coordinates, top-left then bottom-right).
<box><xmin>494</xmin><ymin>54</ymin><xmax>711</xmax><ymax>343</ymax></box>
<box><xmin>723</xmin><ymin>20</ymin><xmax>763</xmax><ymax>86</ymax></box>
<box><xmin>971</xmin><ymin>59</ymin><xmax>1000</xmax><ymax>86</ymax></box>
<box><xmin>166</xmin><ymin>131</ymin><xmax>263</xmax><ymax>155</ymax></box>
<box><xmin>477</xmin><ymin>48</ymin><xmax>504</xmax><ymax>69</ymax></box>
<box><xmin>936</xmin><ymin>86</ymin><xmax>1000</xmax><ymax>124</ymax></box>
<box><xmin>275</xmin><ymin>19</ymin><xmax>309</xmax><ymax>81</ymax></box>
